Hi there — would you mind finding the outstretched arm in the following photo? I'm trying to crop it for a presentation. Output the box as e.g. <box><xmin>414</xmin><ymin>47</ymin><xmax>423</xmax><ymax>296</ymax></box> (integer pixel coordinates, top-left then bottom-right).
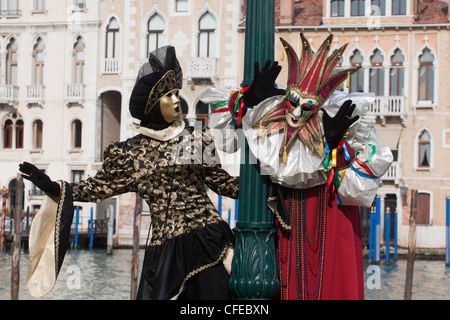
<box><xmin>19</xmin><ymin>162</ymin><xmax>60</xmax><ymax>197</ymax></box>
<box><xmin>71</xmin><ymin>141</ymin><xmax>137</xmax><ymax>202</ymax></box>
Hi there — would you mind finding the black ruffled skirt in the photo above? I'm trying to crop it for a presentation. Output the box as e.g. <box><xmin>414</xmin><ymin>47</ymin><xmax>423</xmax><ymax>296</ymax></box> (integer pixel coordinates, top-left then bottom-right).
<box><xmin>136</xmin><ymin>220</ymin><xmax>234</xmax><ymax>300</ymax></box>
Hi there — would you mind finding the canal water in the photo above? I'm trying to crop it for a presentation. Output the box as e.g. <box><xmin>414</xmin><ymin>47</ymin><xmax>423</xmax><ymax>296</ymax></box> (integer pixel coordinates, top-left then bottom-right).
<box><xmin>0</xmin><ymin>249</ymin><xmax>449</xmax><ymax>300</ymax></box>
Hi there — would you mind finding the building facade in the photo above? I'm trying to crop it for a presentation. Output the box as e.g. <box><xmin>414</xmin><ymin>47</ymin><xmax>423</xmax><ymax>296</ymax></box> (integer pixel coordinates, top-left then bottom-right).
<box><xmin>0</xmin><ymin>0</ymin><xmax>243</xmax><ymax>246</ymax></box>
<box><xmin>270</xmin><ymin>0</ymin><xmax>449</xmax><ymax>249</ymax></box>
<box><xmin>0</xmin><ymin>0</ymin><xmax>102</xmax><ymax>236</ymax></box>
<box><xmin>1</xmin><ymin>0</ymin><xmax>449</xmax><ymax>250</ymax></box>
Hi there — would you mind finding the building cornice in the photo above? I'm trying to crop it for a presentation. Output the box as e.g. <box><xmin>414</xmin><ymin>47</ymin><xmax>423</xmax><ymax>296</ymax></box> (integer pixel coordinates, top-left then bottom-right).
<box><xmin>239</xmin><ymin>22</ymin><xmax>450</xmax><ymax>32</ymax></box>
<box><xmin>0</xmin><ymin>20</ymin><xmax>101</xmax><ymax>29</ymax></box>
<box><xmin>273</xmin><ymin>23</ymin><xmax>450</xmax><ymax>32</ymax></box>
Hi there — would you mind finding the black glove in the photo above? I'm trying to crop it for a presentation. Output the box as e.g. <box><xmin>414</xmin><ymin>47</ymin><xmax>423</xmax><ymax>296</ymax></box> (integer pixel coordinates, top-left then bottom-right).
<box><xmin>19</xmin><ymin>162</ymin><xmax>60</xmax><ymax>197</ymax></box>
<box><xmin>322</xmin><ymin>100</ymin><xmax>359</xmax><ymax>150</ymax></box>
<box><xmin>243</xmin><ymin>60</ymin><xmax>285</xmax><ymax>107</ymax></box>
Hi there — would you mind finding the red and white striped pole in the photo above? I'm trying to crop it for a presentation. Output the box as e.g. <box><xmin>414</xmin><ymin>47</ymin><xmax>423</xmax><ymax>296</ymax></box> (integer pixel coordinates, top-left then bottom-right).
<box><xmin>1</xmin><ymin>186</ymin><xmax>7</xmax><ymax>251</ymax></box>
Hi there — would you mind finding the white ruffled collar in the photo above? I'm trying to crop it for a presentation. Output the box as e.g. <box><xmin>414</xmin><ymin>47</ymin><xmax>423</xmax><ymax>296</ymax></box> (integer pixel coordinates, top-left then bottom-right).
<box><xmin>132</xmin><ymin>119</ymin><xmax>186</xmax><ymax>141</ymax></box>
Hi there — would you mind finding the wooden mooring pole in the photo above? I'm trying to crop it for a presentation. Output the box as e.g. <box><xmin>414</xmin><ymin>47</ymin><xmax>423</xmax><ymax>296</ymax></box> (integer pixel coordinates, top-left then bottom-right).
<box><xmin>11</xmin><ymin>174</ymin><xmax>23</xmax><ymax>300</ymax></box>
<box><xmin>106</xmin><ymin>205</ymin><xmax>114</xmax><ymax>255</ymax></box>
<box><xmin>130</xmin><ymin>194</ymin><xmax>142</xmax><ymax>300</ymax></box>
<box><xmin>404</xmin><ymin>189</ymin><xmax>417</xmax><ymax>300</ymax></box>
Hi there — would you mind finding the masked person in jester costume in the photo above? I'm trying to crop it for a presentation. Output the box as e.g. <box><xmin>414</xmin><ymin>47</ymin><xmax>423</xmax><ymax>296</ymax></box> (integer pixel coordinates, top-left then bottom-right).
<box><xmin>205</xmin><ymin>33</ymin><xmax>393</xmax><ymax>300</ymax></box>
<box><xmin>19</xmin><ymin>46</ymin><xmax>239</xmax><ymax>300</ymax></box>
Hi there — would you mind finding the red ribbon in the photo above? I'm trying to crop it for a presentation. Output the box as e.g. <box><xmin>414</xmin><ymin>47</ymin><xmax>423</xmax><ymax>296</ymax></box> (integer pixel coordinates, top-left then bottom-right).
<box><xmin>355</xmin><ymin>158</ymin><xmax>376</xmax><ymax>177</ymax></box>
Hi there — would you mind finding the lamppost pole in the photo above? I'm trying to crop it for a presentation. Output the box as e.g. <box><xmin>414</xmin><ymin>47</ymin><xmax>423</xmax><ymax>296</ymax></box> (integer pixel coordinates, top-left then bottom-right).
<box><xmin>228</xmin><ymin>0</ymin><xmax>279</xmax><ymax>300</ymax></box>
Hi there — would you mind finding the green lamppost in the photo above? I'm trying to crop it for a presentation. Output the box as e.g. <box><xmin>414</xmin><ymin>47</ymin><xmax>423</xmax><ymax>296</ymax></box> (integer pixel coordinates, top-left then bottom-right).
<box><xmin>228</xmin><ymin>0</ymin><xmax>279</xmax><ymax>300</ymax></box>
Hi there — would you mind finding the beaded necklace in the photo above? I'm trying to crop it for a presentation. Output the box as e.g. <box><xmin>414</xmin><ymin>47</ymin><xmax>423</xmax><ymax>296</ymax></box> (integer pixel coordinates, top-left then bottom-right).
<box><xmin>277</xmin><ymin>185</ymin><xmax>328</xmax><ymax>300</ymax></box>
<box><xmin>298</xmin><ymin>185</ymin><xmax>328</xmax><ymax>300</ymax></box>
<box><xmin>277</xmin><ymin>189</ymin><xmax>293</xmax><ymax>300</ymax></box>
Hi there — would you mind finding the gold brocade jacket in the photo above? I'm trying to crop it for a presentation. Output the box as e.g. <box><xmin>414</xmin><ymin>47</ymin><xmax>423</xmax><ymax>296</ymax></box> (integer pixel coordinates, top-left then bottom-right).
<box><xmin>26</xmin><ymin>122</ymin><xmax>239</xmax><ymax>299</ymax></box>
<box><xmin>71</xmin><ymin>125</ymin><xmax>239</xmax><ymax>247</ymax></box>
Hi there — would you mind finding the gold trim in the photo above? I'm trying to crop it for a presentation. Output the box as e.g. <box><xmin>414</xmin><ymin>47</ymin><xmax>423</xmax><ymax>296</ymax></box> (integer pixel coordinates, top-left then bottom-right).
<box><xmin>176</xmin><ymin>243</ymin><xmax>233</xmax><ymax>298</ymax></box>
<box><xmin>148</xmin><ymin>88</ymin><xmax>179</xmax><ymax>115</ymax></box>
<box><xmin>54</xmin><ymin>180</ymin><xmax>65</xmax><ymax>277</ymax></box>
<box><xmin>144</xmin><ymin>70</ymin><xmax>178</xmax><ymax>115</ymax></box>
<box><xmin>267</xmin><ymin>196</ymin><xmax>292</xmax><ymax>231</ymax></box>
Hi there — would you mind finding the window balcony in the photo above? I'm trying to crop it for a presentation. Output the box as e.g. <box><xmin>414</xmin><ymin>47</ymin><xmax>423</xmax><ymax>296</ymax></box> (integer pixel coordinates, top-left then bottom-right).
<box><xmin>26</xmin><ymin>85</ymin><xmax>45</xmax><ymax>107</ymax></box>
<box><xmin>186</xmin><ymin>57</ymin><xmax>218</xmax><ymax>89</ymax></box>
<box><xmin>65</xmin><ymin>84</ymin><xmax>85</xmax><ymax>107</ymax></box>
<box><xmin>368</xmin><ymin>95</ymin><xmax>407</xmax><ymax>126</ymax></box>
<box><xmin>102</xmin><ymin>58</ymin><xmax>119</xmax><ymax>74</ymax></box>
<box><xmin>29</xmin><ymin>188</ymin><xmax>45</xmax><ymax>197</ymax></box>
<box><xmin>382</xmin><ymin>161</ymin><xmax>401</xmax><ymax>183</ymax></box>
<box><xmin>0</xmin><ymin>85</ymin><xmax>19</xmax><ymax>107</ymax></box>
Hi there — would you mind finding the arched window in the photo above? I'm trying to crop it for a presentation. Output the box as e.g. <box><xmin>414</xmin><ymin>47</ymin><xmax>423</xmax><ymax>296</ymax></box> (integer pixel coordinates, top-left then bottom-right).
<box><xmin>350</xmin><ymin>49</ymin><xmax>364</xmax><ymax>93</ymax></box>
<box><xmin>8</xmin><ymin>178</ymin><xmax>24</xmax><ymax>210</ymax></box>
<box><xmin>331</xmin><ymin>0</ymin><xmax>345</xmax><ymax>17</ymax></box>
<box><xmin>3</xmin><ymin>113</ymin><xmax>23</xmax><ymax>149</ymax></box>
<box><xmin>4</xmin><ymin>119</ymin><xmax>13</xmax><ymax>149</ymax></box>
<box><xmin>198</xmin><ymin>12</ymin><xmax>216</xmax><ymax>58</ymax></box>
<box><xmin>33</xmin><ymin>119</ymin><xmax>43</xmax><ymax>149</ymax></box>
<box><xmin>73</xmin><ymin>37</ymin><xmax>85</xmax><ymax>84</ymax></box>
<box><xmin>33</xmin><ymin>38</ymin><xmax>45</xmax><ymax>85</ymax></box>
<box><xmin>147</xmin><ymin>13</ymin><xmax>165</xmax><ymax>55</ymax></box>
<box><xmin>6</xmin><ymin>38</ymin><xmax>18</xmax><ymax>85</ymax></box>
<box><xmin>418</xmin><ymin>48</ymin><xmax>434</xmax><ymax>102</ymax></box>
<box><xmin>418</xmin><ymin>130</ymin><xmax>431</xmax><ymax>168</ymax></box>
<box><xmin>390</xmin><ymin>49</ymin><xmax>404</xmax><ymax>96</ymax></box>
<box><xmin>369</xmin><ymin>49</ymin><xmax>384</xmax><ymax>96</ymax></box>
<box><xmin>72</xmin><ymin>119</ymin><xmax>82</xmax><ymax>149</ymax></box>
<box><xmin>106</xmin><ymin>18</ymin><xmax>120</xmax><ymax>59</ymax></box>
<box><xmin>16</xmin><ymin>119</ymin><xmax>23</xmax><ymax>149</ymax></box>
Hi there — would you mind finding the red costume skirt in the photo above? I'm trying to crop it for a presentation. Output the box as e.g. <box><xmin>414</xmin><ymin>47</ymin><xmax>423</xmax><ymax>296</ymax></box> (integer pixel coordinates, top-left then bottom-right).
<box><xmin>277</xmin><ymin>184</ymin><xmax>364</xmax><ymax>300</ymax></box>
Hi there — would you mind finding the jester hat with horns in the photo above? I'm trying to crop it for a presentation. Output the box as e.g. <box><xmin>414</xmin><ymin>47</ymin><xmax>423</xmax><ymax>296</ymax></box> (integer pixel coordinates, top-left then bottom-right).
<box><xmin>255</xmin><ymin>33</ymin><xmax>360</xmax><ymax>161</ymax></box>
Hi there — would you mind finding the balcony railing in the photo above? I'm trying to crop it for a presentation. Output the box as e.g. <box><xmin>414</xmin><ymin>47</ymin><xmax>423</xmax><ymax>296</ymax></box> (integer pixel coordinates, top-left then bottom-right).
<box><xmin>29</xmin><ymin>188</ymin><xmax>45</xmax><ymax>197</ymax></box>
<box><xmin>103</xmin><ymin>58</ymin><xmax>119</xmax><ymax>74</ymax></box>
<box><xmin>0</xmin><ymin>9</ymin><xmax>22</xmax><ymax>17</ymax></box>
<box><xmin>65</xmin><ymin>84</ymin><xmax>85</xmax><ymax>106</ymax></box>
<box><xmin>26</xmin><ymin>85</ymin><xmax>45</xmax><ymax>106</ymax></box>
<box><xmin>382</xmin><ymin>161</ymin><xmax>401</xmax><ymax>182</ymax></box>
<box><xmin>368</xmin><ymin>96</ymin><xmax>406</xmax><ymax>126</ymax></box>
<box><xmin>0</xmin><ymin>85</ymin><xmax>19</xmax><ymax>106</ymax></box>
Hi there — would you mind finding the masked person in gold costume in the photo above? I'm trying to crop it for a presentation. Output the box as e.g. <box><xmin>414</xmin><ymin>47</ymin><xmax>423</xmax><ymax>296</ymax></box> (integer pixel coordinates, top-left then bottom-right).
<box><xmin>19</xmin><ymin>46</ymin><xmax>238</xmax><ymax>300</ymax></box>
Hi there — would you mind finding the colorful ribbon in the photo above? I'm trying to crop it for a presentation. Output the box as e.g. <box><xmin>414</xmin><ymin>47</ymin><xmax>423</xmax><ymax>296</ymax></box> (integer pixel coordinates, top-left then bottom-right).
<box><xmin>231</xmin><ymin>85</ymin><xmax>251</xmax><ymax>128</ymax></box>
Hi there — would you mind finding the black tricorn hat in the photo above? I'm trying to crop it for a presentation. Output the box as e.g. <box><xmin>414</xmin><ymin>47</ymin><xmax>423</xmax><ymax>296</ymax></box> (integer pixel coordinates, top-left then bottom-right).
<box><xmin>129</xmin><ymin>46</ymin><xmax>183</xmax><ymax>120</ymax></box>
